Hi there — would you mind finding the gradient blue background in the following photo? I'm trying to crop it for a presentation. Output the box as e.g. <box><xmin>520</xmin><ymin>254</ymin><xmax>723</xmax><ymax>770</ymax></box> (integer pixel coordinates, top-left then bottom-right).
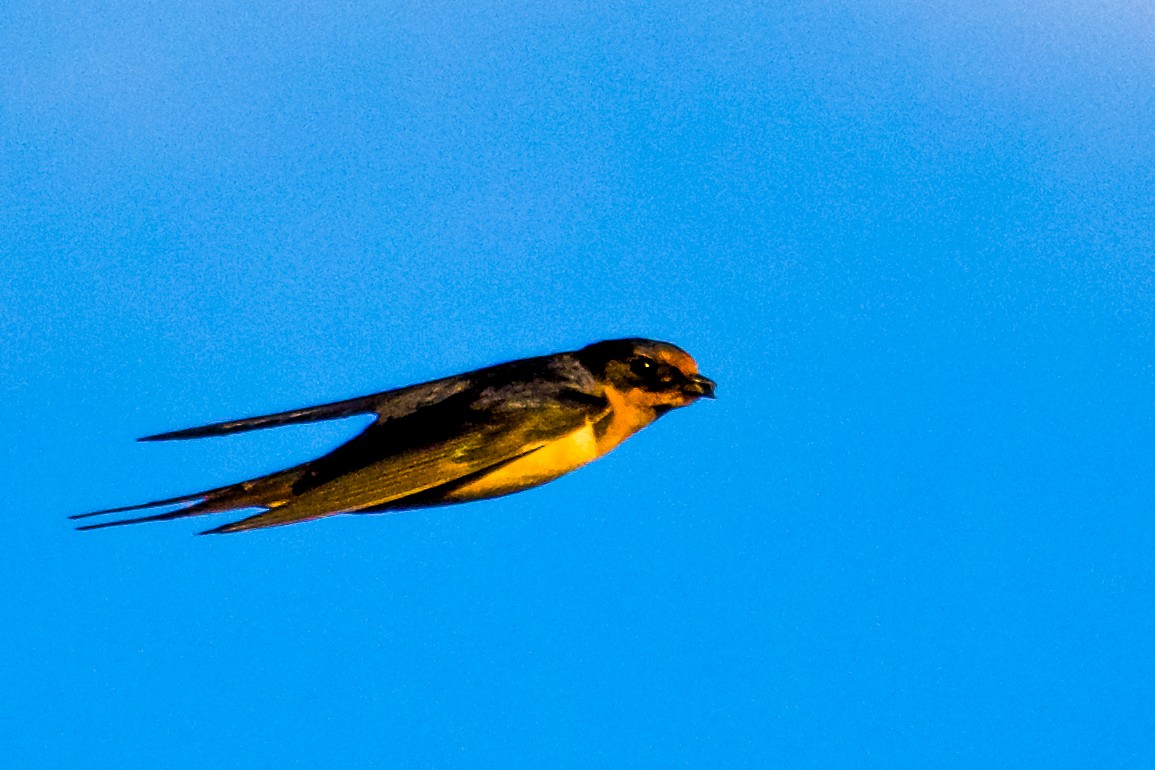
<box><xmin>3</xmin><ymin>2</ymin><xmax>1153</xmax><ymax>767</ymax></box>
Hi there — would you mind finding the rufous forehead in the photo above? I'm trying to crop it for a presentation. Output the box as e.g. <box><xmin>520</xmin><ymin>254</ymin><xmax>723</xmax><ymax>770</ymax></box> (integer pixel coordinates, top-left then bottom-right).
<box><xmin>649</xmin><ymin>345</ymin><xmax>699</xmax><ymax>374</ymax></box>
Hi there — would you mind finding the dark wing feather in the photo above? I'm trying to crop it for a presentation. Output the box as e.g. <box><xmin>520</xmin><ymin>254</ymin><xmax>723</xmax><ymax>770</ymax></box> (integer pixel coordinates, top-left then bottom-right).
<box><xmin>138</xmin><ymin>374</ymin><xmax>476</xmax><ymax>441</ymax></box>
<box><xmin>203</xmin><ymin>392</ymin><xmax>604</xmax><ymax>533</ymax></box>
<box><xmin>72</xmin><ymin>487</ymin><xmax>223</xmax><ymax>519</ymax></box>
<box><xmin>202</xmin><ymin>440</ymin><xmax>544</xmax><ymax>533</ymax></box>
<box><xmin>78</xmin><ymin>351</ymin><xmax>608</xmax><ymax>534</ymax></box>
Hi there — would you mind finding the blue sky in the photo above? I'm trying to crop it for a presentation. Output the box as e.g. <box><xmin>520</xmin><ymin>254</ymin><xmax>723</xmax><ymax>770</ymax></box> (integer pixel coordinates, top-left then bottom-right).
<box><xmin>2</xmin><ymin>1</ymin><xmax>1153</xmax><ymax>767</ymax></box>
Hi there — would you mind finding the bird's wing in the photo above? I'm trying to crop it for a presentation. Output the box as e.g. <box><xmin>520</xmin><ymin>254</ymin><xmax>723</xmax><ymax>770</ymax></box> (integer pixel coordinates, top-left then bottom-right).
<box><xmin>137</xmin><ymin>375</ymin><xmax>475</xmax><ymax>441</ymax></box>
<box><xmin>204</xmin><ymin>394</ymin><xmax>606</xmax><ymax>533</ymax></box>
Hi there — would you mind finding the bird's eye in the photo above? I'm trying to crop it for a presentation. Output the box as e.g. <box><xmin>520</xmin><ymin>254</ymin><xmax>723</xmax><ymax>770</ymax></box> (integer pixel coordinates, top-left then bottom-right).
<box><xmin>630</xmin><ymin>357</ymin><xmax>657</xmax><ymax>378</ymax></box>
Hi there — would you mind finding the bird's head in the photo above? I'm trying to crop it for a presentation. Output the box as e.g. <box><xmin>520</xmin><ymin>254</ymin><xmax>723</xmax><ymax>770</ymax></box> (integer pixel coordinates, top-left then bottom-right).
<box><xmin>577</xmin><ymin>338</ymin><xmax>716</xmax><ymax>415</ymax></box>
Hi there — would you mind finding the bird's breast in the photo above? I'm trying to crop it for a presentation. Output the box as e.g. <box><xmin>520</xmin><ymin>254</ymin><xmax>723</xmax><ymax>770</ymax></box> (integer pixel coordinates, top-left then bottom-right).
<box><xmin>441</xmin><ymin>393</ymin><xmax>656</xmax><ymax>504</ymax></box>
<box><xmin>443</xmin><ymin>422</ymin><xmax>602</xmax><ymax>502</ymax></box>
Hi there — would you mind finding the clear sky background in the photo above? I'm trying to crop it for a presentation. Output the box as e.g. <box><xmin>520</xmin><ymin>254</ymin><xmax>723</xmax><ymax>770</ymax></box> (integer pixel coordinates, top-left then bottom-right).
<box><xmin>2</xmin><ymin>2</ymin><xmax>1153</xmax><ymax>767</ymax></box>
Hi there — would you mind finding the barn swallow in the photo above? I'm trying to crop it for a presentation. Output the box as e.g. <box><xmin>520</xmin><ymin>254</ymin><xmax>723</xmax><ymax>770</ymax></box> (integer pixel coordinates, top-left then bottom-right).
<box><xmin>73</xmin><ymin>338</ymin><xmax>715</xmax><ymax>534</ymax></box>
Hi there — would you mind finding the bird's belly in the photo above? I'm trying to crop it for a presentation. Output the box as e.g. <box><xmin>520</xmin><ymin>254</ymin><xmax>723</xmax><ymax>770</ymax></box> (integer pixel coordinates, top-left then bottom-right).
<box><xmin>444</xmin><ymin>424</ymin><xmax>600</xmax><ymax>502</ymax></box>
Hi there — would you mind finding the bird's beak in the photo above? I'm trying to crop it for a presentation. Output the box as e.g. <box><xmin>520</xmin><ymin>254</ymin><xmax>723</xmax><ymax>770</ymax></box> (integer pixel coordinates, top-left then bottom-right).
<box><xmin>683</xmin><ymin>374</ymin><xmax>717</xmax><ymax>399</ymax></box>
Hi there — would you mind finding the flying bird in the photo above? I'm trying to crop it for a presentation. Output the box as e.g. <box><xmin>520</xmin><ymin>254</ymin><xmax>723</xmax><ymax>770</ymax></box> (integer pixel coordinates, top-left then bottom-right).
<box><xmin>74</xmin><ymin>338</ymin><xmax>716</xmax><ymax>534</ymax></box>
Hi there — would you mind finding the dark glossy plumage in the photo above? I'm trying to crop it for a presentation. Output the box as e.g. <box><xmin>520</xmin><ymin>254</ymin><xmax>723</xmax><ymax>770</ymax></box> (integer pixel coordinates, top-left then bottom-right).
<box><xmin>74</xmin><ymin>338</ymin><xmax>714</xmax><ymax>534</ymax></box>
